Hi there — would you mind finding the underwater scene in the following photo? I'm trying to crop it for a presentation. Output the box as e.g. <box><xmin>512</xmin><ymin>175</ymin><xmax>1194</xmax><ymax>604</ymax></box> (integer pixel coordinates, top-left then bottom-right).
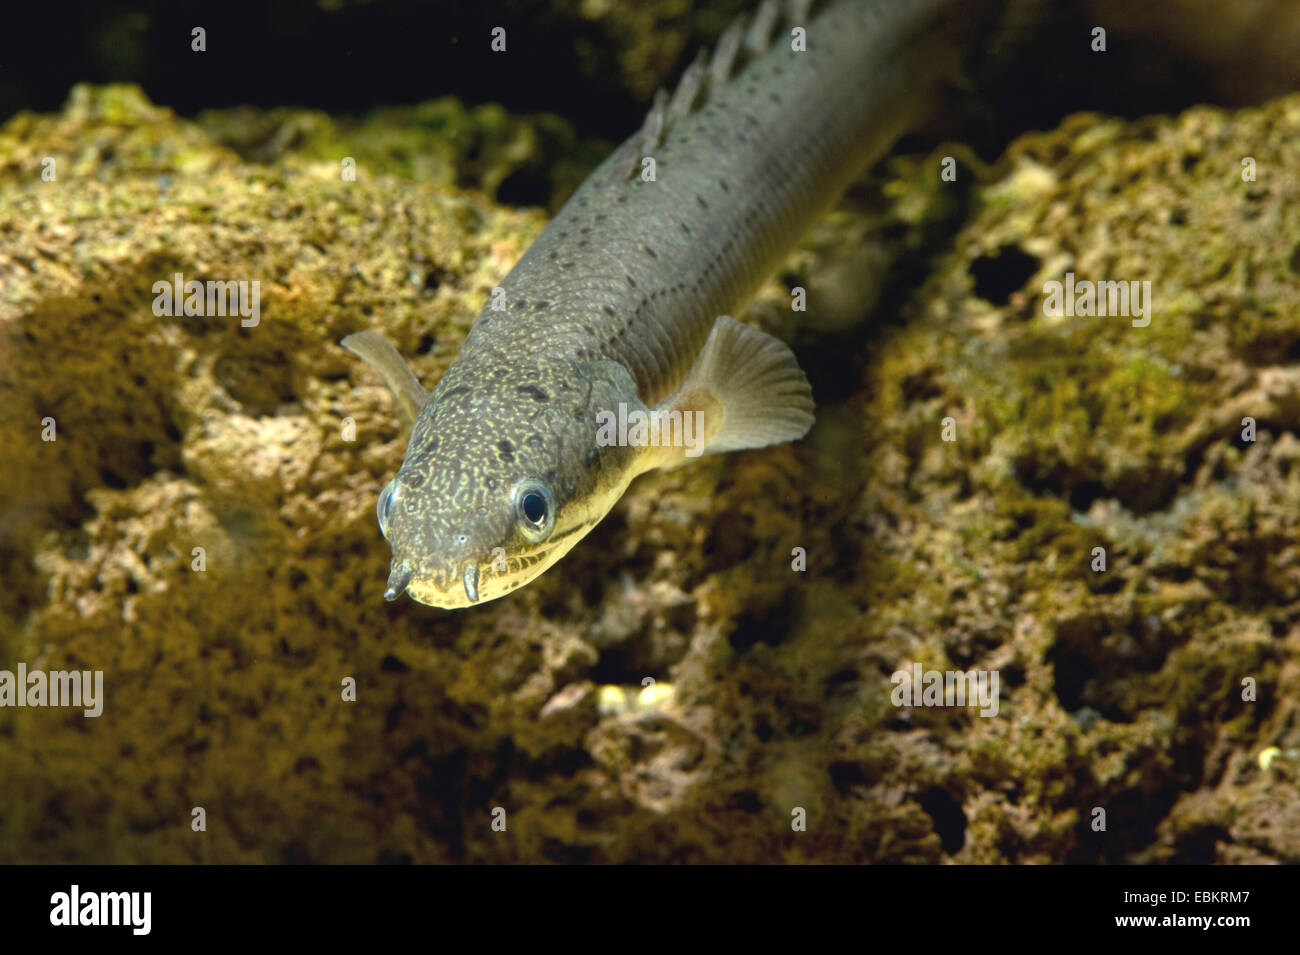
<box><xmin>0</xmin><ymin>0</ymin><xmax>1298</xmax><ymax>877</ymax></box>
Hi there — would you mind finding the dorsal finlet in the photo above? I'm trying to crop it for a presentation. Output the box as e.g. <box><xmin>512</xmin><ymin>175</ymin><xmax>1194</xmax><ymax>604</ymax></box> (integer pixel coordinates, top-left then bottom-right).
<box><xmin>786</xmin><ymin>0</ymin><xmax>813</xmax><ymax>31</ymax></box>
<box><xmin>708</xmin><ymin>19</ymin><xmax>746</xmax><ymax>93</ymax></box>
<box><xmin>640</xmin><ymin>88</ymin><xmax>669</xmax><ymax>154</ymax></box>
<box><xmin>667</xmin><ymin>49</ymin><xmax>708</xmax><ymax>126</ymax></box>
<box><xmin>623</xmin><ymin>0</ymin><xmax>820</xmax><ymax>181</ymax></box>
<box><xmin>745</xmin><ymin>0</ymin><xmax>781</xmax><ymax>55</ymax></box>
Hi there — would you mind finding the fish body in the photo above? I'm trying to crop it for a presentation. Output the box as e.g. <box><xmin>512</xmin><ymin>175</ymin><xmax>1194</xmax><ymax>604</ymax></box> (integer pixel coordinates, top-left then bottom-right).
<box><xmin>345</xmin><ymin>0</ymin><xmax>972</xmax><ymax>607</ymax></box>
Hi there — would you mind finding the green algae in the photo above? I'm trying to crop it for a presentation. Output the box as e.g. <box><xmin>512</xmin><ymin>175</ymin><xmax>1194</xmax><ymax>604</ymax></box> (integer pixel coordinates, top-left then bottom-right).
<box><xmin>196</xmin><ymin>96</ymin><xmax>608</xmax><ymax>214</ymax></box>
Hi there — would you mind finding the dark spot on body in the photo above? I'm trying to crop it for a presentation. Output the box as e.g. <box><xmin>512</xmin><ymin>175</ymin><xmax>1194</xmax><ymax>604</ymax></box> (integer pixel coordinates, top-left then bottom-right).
<box><xmin>518</xmin><ymin>385</ymin><xmax>548</xmax><ymax>401</ymax></box>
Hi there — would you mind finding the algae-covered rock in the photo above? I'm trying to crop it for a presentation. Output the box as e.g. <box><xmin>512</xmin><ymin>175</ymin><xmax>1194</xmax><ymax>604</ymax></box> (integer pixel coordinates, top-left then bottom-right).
<box><xmin>0</xmin><ymin>78</ymin><xmax>1297</xmax><ymax>863</ymax></box>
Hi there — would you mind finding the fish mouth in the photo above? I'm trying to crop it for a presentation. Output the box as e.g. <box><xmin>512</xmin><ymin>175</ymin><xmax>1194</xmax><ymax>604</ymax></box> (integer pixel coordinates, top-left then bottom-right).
<box><xmin>390</xmin><ymin>519</ymin><xmax>596</xmax><ymax>608</ymax></box>
<box><xmin>396</xmin><ymin>553</ymin><xmax>544</xmax><ymax>609</ymax></box>
<box><xmin>389</xmin><ymin>559</ymin><xmax>487</xmax><ymax>609</ymax></box>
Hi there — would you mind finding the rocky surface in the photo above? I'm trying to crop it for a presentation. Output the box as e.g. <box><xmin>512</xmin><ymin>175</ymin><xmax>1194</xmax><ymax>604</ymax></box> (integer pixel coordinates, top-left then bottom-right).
<box><xmin>1</xmin><ymin>75</ymin><xmax>1297</xmax><ymax>862</ymax></box>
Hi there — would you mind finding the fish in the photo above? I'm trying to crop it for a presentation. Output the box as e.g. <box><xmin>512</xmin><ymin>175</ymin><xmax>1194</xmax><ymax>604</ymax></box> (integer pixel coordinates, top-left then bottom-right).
<box><xmin>343</xmin><ymin>0</ymin><xmax>977</xmax><ymax>608</ymax></box>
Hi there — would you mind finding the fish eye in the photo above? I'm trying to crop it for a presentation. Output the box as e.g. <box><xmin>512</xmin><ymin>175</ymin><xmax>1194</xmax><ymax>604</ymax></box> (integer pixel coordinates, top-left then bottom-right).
<box><xmin>376</xmin><ymin>481</ymin><xmax>396</xmax><ymax>539</ymax></box>
<box><xmin>521</xmin><ymin>492</ymin><xmax>546</xmax><ymax>524</ymax></box>
<box><xmin>512</xmin><ymin>479</ymin><xmax>555</xmax><ymax>541</ymax></box>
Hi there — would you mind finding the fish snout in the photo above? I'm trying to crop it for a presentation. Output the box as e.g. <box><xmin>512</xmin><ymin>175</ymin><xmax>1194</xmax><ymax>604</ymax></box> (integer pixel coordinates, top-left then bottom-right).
<box><xmin>384</xmin><ymin>559</ymin><xmax>413</xmax><ymax>602</ymax></box>
<box><xmin>382</xmin><ymin>555</ymin><xmax>483</xmax><ymax>607</ymax></box>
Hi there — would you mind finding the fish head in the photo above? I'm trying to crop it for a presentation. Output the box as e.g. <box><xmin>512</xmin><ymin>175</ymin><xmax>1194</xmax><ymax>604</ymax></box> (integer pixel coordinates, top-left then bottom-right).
<box><xmin>375</xmin><ymin>356</ymin><xmax>634</xmax><ymax>608</ymax></box>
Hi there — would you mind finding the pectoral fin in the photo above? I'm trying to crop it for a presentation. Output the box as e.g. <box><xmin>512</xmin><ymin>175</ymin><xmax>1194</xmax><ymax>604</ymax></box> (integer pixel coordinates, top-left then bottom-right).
<box><xmin>649</xmin><ymin>315</ymin><xmax>814</xmax><ymax>468</ymax></box>
<box><xmin>341</xmin><ymin>331</ymin><xmax>430</xmax><ymax>429</ymax></box>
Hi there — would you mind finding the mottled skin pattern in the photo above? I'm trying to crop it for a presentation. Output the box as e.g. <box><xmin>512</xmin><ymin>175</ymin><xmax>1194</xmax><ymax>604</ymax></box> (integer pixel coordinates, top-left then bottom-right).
<box><xmin>381</xmin><ymin>0</ymin><xmax>965</xmax><ymax>607</ymax></box>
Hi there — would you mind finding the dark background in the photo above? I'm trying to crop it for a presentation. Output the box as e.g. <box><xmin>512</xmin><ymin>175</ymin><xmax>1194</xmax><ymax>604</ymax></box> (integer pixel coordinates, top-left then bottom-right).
<box><xmin>2</xmin><ymin>0</ymin><xmax>1290</xmax><ymax>161</ymax></box>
